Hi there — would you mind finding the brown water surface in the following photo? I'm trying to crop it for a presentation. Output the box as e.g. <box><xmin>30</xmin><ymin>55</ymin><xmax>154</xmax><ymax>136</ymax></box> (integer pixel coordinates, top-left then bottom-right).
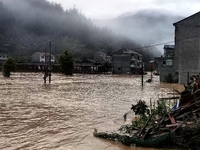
<box><xmin>0</xmin><ymin>72</ymin><xmax>182</xmax><ymax>150</ymax></box>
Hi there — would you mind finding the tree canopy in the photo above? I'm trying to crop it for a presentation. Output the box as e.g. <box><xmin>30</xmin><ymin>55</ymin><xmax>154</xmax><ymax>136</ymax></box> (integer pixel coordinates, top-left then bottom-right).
<box><xmin>59</xmin><ymin>50</ymin><xmax>74</xmax><ymax>75</ymax></box>
<box><xmin>2</xmin><ymin>57</ymin><xmax>16</xmax><ymax>77</ymax></box>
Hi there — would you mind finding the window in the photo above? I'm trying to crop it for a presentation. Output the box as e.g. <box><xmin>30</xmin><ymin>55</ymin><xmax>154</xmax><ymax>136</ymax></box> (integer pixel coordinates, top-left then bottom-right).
<box><xmin>162</xmin><ymin>60</ymin><xmax>166</xmax><ymax>66</ymax></box>
<box><xmin>163</xmin><ymin>59</ymin><xmax>172</xmax><ymax>66</ymax></box>
<box><xmin>166</xmin><ymin>59</ymin><xmax>172</xmax><ymax>66</ymax></box>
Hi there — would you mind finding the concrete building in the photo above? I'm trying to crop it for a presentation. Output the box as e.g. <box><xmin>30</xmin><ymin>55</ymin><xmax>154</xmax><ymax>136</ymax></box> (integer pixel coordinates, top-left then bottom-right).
<box><xmin>112</xmin><ymin>48</ymin><xmax>142</xmax><ymax>74</ymax></box>
<box><xmin>173</xmin><ymin>12</ymin><xmax>200</xmax><ymax>84</ymax></box>
<box><xmin>164</xmin><ymin>45</ymin><xmax>175</xmax><ymax>57</ymax></box>
<box><xmin>154</xmin><ymin>45</ymin><xmax>178</xmax><ymax>82</ymax></box>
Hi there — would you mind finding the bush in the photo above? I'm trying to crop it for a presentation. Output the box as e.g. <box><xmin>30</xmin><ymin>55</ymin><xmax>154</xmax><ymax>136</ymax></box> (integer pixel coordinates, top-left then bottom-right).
<box><xmin>2</xmin><ymin>57</ymin><xmax>16</xmax><ymax>77</ymax></box>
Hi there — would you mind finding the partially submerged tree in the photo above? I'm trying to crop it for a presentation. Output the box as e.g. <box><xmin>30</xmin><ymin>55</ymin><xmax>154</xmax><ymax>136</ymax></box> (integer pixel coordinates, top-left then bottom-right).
<box><xmin>59</xmin><ymin>50</ymin><xmax>74</xmax><ymax>75</ymax></box>
<box><xmin>2</xmin><ymin>57</ymin><xmax>16</xmax><ymax>77</ymax></box>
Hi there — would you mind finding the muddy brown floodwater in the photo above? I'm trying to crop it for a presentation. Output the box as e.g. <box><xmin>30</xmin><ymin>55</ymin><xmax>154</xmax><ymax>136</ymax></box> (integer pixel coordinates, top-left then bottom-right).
<box><xmin>0</xmin><ymin>72</ymin><xmax>183</xmax><ymax>150</ymax></box>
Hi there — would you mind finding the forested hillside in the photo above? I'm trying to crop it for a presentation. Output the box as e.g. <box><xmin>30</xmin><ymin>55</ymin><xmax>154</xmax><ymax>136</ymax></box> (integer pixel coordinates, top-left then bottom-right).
<box><xmin>93</xmin><ymin>10</ymin><xmax>184</xmax><ymax>57</ymax></box>
<box><xmin>0</xmin><ymin>0</ymin><xmax>155</xmax><ymax>62</ymax></box>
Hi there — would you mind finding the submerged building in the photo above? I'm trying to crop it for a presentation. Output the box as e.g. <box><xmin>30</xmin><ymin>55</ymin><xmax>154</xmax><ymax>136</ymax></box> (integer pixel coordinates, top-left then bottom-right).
<box><xmin>154</xmin><ymin>45</ymin><xmax>178</xmax><ymax>82</ymax></box>
<box><xmin>112</xmin><ymin>48</ymin><xmax>142</xmax><ymax>74</ymax></box>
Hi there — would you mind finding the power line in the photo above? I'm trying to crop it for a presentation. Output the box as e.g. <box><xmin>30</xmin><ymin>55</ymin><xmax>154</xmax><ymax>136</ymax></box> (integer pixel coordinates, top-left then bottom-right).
<box><xmin>132</xmin><ymin>33</ymin><xmax>200</xmax><ymax>51</ymax></box>
<box><xmin>133</xmin><ymin>41</ymin><xmax>174</xmax><ymax>51</ymax></box>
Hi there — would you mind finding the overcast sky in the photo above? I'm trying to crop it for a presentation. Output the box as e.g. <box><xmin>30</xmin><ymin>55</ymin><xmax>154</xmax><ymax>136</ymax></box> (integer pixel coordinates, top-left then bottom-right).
<box><xmin>47</xmin><ymin>0</ymin><xmax>200</xmax><ymax>19</ymax></box>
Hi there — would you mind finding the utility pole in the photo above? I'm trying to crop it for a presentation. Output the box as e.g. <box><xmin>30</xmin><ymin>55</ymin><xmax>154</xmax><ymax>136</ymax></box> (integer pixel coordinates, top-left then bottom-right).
<box><xmin>44</xmin><ymin>46</ymin><xmax>47</xmax><ymax>84</ymax></box>
<box><xmin>49</xmin><ymin>41</ymin><xmax>51</xmax><ymax>84</ymax></box>
<box><xmin>141</xmin><ymin>62</ymin><xmax>144</xmax><ymax>87</ymax></box>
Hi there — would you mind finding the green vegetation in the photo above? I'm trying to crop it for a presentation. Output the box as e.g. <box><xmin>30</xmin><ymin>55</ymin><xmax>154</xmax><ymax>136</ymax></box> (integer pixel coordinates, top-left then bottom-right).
<box><xmin>2</xmin><ymin>57</ymin><xmax>16</xmax><ymax>77</ymax></box>
<box><xmin>59</xmin><ymin>50</ymin><xmax>74</xmax><ymax>75</ymax></box>
<box><xmin>131</xmin><ymin>100</ymin><xmax>168</xmax><ymax>128</ymax></box>
<box><xmin>131</xmin><ymin>100</ymin><xmax>149</xmax><ymax>126</ymax></box>
<box><xmin>95</xmin><ymin>100</ymin><xmax>175</xmax><ymax>148</ymax></box>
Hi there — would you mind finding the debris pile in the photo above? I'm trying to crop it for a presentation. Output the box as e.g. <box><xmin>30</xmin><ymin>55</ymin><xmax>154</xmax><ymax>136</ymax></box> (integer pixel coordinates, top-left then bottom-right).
<box><xmin>94</xmin><ymin>75</ymin><xmax>200</xmax><ymax>149</ymax></box>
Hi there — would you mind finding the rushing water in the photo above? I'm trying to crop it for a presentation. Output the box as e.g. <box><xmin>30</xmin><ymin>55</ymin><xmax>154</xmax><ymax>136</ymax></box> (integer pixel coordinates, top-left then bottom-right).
<box><xmin>0</xmin><ymin>72</ymin><xmax>183</xmax><ymax>150</ymax></box>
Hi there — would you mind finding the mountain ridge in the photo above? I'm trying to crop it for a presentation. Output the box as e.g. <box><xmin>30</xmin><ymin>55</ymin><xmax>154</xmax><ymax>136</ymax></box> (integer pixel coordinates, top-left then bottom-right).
<box><xmin>93</xmin><ymin>9</ymin><xmax>184</xmax><ymax>55</ymax></box>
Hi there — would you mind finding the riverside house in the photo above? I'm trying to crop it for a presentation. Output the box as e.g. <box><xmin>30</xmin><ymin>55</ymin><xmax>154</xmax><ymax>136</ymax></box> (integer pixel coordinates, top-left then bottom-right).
<box><xmin>173</xmin><ymin>12</ymin><xmax>200</xmax><ymax>84</ymax></box>
<box><xmin>154</xmin><ymin>45</ymin><xmax>178</xmax><ymax>82</ymax></box>
<box><xmin>112</xmin><ymin>48</ymin><xmax>142</xmax><ymax>74</ymax></box>
<box><xmin>31</xmin><ymin>52</ymin><xmax>55</xmax><ymax>63</ymax></box>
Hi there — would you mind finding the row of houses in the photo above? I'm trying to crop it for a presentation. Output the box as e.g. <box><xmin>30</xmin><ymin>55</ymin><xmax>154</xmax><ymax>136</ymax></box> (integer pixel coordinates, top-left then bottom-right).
<box><xmin>0</xmin><ymin>49</ymin><xmax>143</xmax><ymax>74</ymax></box>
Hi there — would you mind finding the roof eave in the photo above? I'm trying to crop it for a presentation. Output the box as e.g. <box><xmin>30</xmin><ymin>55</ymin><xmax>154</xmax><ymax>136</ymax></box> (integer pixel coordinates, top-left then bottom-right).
<box><xmin>173</xmin><ymin>11</ymin><xmax>200</xmax><ymax>26</ymax></box>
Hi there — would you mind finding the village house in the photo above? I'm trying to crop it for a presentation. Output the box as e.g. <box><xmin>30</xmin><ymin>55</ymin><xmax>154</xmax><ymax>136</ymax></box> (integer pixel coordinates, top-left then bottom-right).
<box><xmin>154</xmin><ymin>45</ymin><xmax>178</xmax><ymax>82</ymax></box>
<box><xmin>73</xmin><ymin>52</ymin><xmax>112</xmax><ymax>74</ymax></box>
<box><xmin>0</xmin><ymin>53</ymin><xmax>8</xmax><ymax>62</ymax></box>
<box><xmin>31</xmin><ymin>52</ymin><xmax>55</xmax><ymax>63</ymax></box>
<box><xmin>173</xmin><ymin>12</ymin><xmax>200</xmax><ymax>84</ymax></box>
<box><xmin>112</xmin><ymin>48</ymin><xmax>142</xmax><ymax>74</ymax></box>
<box><xmin>73</xmin><ymin>58</ymin><xmax>97</xmax><ymax>73</ymax></box>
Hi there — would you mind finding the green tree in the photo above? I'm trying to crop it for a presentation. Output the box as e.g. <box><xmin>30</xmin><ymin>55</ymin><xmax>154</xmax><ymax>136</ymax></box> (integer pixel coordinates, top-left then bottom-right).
<box><xmin>2</xmin><ymin>57</ymin><xmax>16</xmax><ymax>77</ymax></box>
<box><xmin>59</xmin><ymin>50</ymin><xmax>74</xmax><ymax>75</ymax></box>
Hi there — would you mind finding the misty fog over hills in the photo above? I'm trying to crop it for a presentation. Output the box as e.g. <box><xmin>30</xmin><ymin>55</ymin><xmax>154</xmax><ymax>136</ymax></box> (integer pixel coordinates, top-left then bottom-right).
<box><xmin>93</xmin><ymin>10</ymin><xmax>184</xmax><ymax>55</ymax></box>
<box><xmin>0</xmin><ymin>0</ymin><xmax>168</xmax><ymax>64</ymax></box>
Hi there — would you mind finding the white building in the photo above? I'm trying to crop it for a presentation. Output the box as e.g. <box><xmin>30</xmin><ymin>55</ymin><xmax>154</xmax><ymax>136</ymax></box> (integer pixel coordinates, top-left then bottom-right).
<box><xmin>31</xmin><ymin>52</ymin><xmax>55</xmax><ymax>63</ymax></box>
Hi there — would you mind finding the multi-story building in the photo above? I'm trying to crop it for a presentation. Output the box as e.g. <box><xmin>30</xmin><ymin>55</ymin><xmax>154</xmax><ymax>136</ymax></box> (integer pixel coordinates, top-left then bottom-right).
<box><xmin>154</xmin><ymin>45</ymin><xmax>178</xmax><ymax>82</ymax></box>
<box><xmin>112</xmin><ymin>48</ymin><xmax>142</xmax><ymax>74</ymax></box>
<box><xmin>173</xmin><ymin>12</ymin><xmax>200</xmax><ymax>84</ymax></box>
<box><xmin>164</xmin><ymin>45</ymin><xmax>175</xmax><ymax>57</ymax></box>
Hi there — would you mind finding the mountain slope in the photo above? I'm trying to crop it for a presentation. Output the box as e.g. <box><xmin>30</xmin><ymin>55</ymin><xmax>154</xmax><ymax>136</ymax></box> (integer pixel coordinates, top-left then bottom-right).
<box><xmin>93</xmin><ymin>10</ymin><xmax>184</xmax><ymax>54</ymax></box>
<box><xmin>0</xmin><ymin>0</ymin><xmax>141</xmax><ymax>58</ymax></box>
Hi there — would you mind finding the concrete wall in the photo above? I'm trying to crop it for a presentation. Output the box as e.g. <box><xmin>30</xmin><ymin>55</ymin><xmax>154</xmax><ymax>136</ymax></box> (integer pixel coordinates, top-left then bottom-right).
<box><xmin>160</xmin><ymin>65</ymin><xmax>178</xmax><ymax>83</ymax></box>
<box><xmin>31</xmin><ymin>54</ymin><xmax>40</xmax><ymax>62</ymax></box>
<box><xmin>112</xmin><ymin>54</ymin><xmax>131</xmax><ymax>74</ymax></box>
<box><xmin>174</xmin><ymin>13</ymin><xmax>200</xmax><ymax>84</ymax></box>
<box><xmin>155</xmin><ymin>57</ymin><xmax>178</xmax><ymax>82</ymax></box>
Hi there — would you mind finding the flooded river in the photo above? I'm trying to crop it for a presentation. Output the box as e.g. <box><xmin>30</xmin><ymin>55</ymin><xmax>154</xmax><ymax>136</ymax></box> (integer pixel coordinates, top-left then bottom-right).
<box><xmin>0</xmin><ymin>72</ymin><xmax>183</xmax><ymax>150</ymax></box>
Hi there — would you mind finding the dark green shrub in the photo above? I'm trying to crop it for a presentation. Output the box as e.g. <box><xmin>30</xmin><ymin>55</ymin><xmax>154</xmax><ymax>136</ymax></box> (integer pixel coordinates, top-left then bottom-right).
<box><xmin>2</xmin><ymin>57</ymin><xmax>16</xmax><ymax>77</ymax></box>
<box><xmin>59</xmin><ymin>50</ymin><xmax>74</xmax><ymax>75</ymax></box>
